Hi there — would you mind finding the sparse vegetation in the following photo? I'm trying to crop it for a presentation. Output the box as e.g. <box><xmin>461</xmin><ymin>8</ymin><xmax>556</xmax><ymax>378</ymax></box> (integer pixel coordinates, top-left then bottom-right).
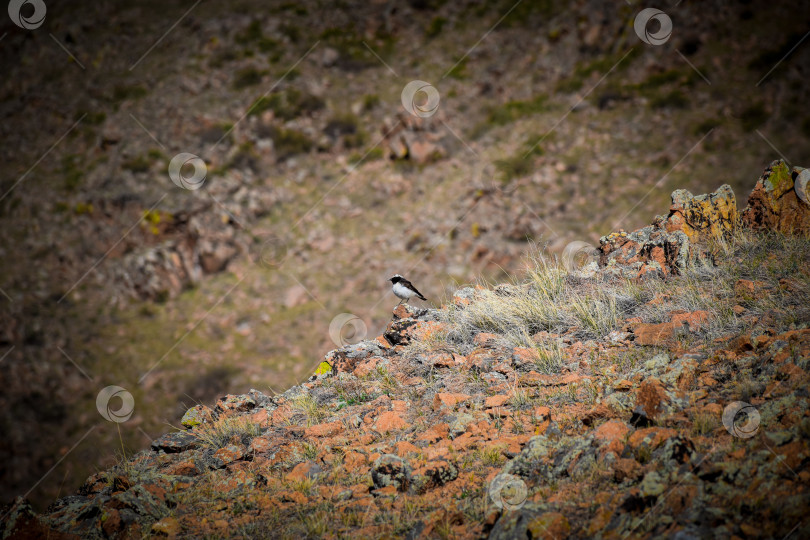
<box><xmin>232</xmin><ymin>66</ymin><xmax>267</xmax><ymax>89</ymax></box>
<box><xmin>191</xmin><ymin>415</ymin><xmax>261</xmax><ymax>450</ymax></box>
<box><xmin>247</xmin><ymin>87</ymin><xmax>325</xmax><ymax>120</ymax></box>
<box><xmin>289</xmin><ymin>394</ymin><xmax>330</xmax><ymax>427</ymax></box>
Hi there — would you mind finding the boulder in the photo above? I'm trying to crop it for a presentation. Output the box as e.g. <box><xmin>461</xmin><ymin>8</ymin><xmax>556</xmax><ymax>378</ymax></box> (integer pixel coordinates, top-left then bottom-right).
<box><xmin>741</xmin><ymin>160</ymin><xmax>810</xmax><ymax>235</ymax></box>
<box><xmin>371</xmin><ymin>454</ymin><xmax>411</xmax><ymax>491</ymax></box>
<box><xmin>600</xmin><ymin>184</ymin><xmax>736</xmax><ymax>278</ymax></box>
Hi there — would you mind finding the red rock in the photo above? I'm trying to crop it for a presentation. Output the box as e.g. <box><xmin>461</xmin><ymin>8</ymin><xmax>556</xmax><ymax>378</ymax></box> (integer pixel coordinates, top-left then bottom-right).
<box><xmin>248</xmin><ymin>436</ymin><xmax>275</xmax><ymax>454</ymax></box>
<box><xmin>485</xmin><ymin>394</ymin><xmax>510</xmax><ymax>408</ymax></box>
<box><xmin>250</xmin><ymin>408</ymin><xmax>271</xmax><ymax>428</ymax></box>
<box><xmin>409</xmin><ymin>140</ymin><xmax>442</xmax><ymax>165</ymax></box>
<box><xmin>528</xmin><ymin>512</ymin><xmax>571</xmax><ymax>539</ymax></box>
<box><xmin>633</xmin><ymin>322</ymin><xmax>676</xmax><ymax>346</ymax></box>
<box><xmin>512</xmin><ymin>347</ymin><xmax>540</xmax><ymax>366</ymax></box>
<box><xmin>394</xmin><ymin>441</ymin><xmax>421</xmax><ymax>457</ymax></box>
<box><xmin>427</xmin><ymin>352</ymin><xmax>456</xmax><ymax>368</ymax></box>
<box><xmin>375</xmin><ymin>411</ymin><xmax>409</xmax><ymax>432</ymax></box>
<box><xmin>432</xmin><ymin>392</ymin><xmax>470</xmax><ymax>411</ymax></box>
<box><xmin>671</xmin><ymin>310</ymin><xmax>710</xmax><ymax>331</ymax></box>
<box><xmin>391</xmin><ymin>400</ymin><xmax>408</xmax><ymax>412</ymax></box>
<box><xmin>344</xmin><ymin>451</ymin><xmax>367</xmax><ymax>468</ymax></box>
<box><xmin>353</xmin><ymin>357</ymin><xmax>379</xmax><ymax>378</ymax></box>
<box><xmin>633</xmin><ymin>379</ymin><xmax>669</xmax><ymax>422</ymax></box>
<box><xmin>411</xmin><ymin>459</ymin><xmax>458</xmax><ymax>492</ymax></box>
<box><xmin>163</xmin><ymin>459</ymin><xmax>199</xmax><ymax>476</ymax></box>
<box><xmin>373</xmin><ymin>485</ymin><xmax>399</xmax><ymax>495</ymax></box>
<box><xmin>736</xmin><ymin>279</ymin><xmax>765</xmax><ymax>299</ymax></box>
<box><xmin>450</xmin><ymin>433</ymin><xmax>482</xmax><ymax>451</ymax></box>
<box><xmin>102</xmin><ymin>507</ymin><xmax>123</xmax><ymax>537</ymax></box>
<box><xmin>600</xmin><ymin>184</ymin><xmax>737</xmax><ymax>277</ymax></box>
<box><xmin>473</xmin><ymin>333</ymin><xmax>499</xmax><ymax>347</ymax></box>
<box><xmin>271</xmin><ymin>405</ymin><xmax>292</xmax><ymax>425</ymax></box>
<box><xmin>627</xmin><ymin>427</ymin><xmax>678</xmax><ymax>450</ymax></box>
<box><xmin>306</xmin><ymin>421</ymin><xmax>344</xmax><ymax>438</ymax></box>
<box><xmin>215</xmin><ymin>394</ymin><xmax>256</xmax><ymax>414</ymax></box>
<box><xmin>533</xmin><ymin>406</ymin><xmax>551</xmax><ymax>421</ymax></box>
<box><xmin>286</xmin><ymin>462</ymin><xmax>318</xmax><ymax>482</ymax></box>
<box><xmin>614</xmin><ymin>379</ymin><xmax>633</xmax><ymax>392</ymax></box>
<box><xmin>358</xmin><ymin>433</ymin><xmax>375</xmax><ymax>445</ymax></box>
<box><xmin>593</xmin><ymin>420</ymin><xmax>630</xmax><ymax>445</ymax></box>
<box><xmin>422</xmin><ymin>444</ymin><xmax>451</xmax><ymax>460</ymax></box>
<box><xmin>613</xmin><ymin>458</ymin><xmax>642</xmax><ymax>481</ymax></box>
<box><xmin>741</xmin><ymin>160</ymin><xmax>810</xmax><ymax>235</ymax></box>
<box><xmin>214</xmin><ymin>444</ymin><xmax>245</xmax><ymax>465</ymax></box>
<box><xmin>417</xmin><ymin>423</ymin><xmax>449</xmax><ymax>443</ymax></box>
<box><xmin>467</xmin><ymin>348</ymin><xmax>499</xmax><ymax>372</ymax></box>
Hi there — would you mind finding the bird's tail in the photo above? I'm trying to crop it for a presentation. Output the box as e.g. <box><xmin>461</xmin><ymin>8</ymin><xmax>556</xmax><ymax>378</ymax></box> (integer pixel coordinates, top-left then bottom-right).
<box><xmin>418</xmin><ymin>293</ymin><xmax>427</xmax><ymax>301</ymax></box>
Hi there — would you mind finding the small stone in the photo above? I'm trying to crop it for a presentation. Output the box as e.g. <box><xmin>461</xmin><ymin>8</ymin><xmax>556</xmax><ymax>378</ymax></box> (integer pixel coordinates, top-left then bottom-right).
<box><xmin>181</xmin><ymin>405</ymin><xmax>213</xmax><ymax>428</ymax></box>
<box><xmin>614</xmin><ymin>380</ymin><xmax>633</xmax><ymax>392</ymax></box>
<box><xmin>432</xmin><ymin>392</ymin><xmax>470</xmax><ymax>411</ymax></box>
<box><xmin>593</xmin><ymin>419</ymin><xmax>630</xmax><ymax>445</ymax></box>
<box><xmin>371</xmin><ymin>454</ymin><xmax>412</xmax><ymax>491</ymax></box>
<box><xmin>286</xmin><ymin>462</ymin><xmax>322</xmax><ymax>482</ymax></box>
<box><xmin>485</xmin><ymin>394</ymin><xmax>510</xmax><ymax>408</ymax></box>
<box><xmin>151</xmin><ymin>432</ymin><xmax>198</xmax><ymax>454</ymax></box>
<box><xmin>213</xmin><ymin>444</ymin><xmax>245</xmax><ymax>466</ymax></box>
<box><xmin>306</xmin><ymin>421</ymin><xmax>344</xmax><ymax>438</ymax></box>
<box><xmin>375</xmin><ymin>411</ymin><xmax>410</xmax><ymax>432</ymax></box>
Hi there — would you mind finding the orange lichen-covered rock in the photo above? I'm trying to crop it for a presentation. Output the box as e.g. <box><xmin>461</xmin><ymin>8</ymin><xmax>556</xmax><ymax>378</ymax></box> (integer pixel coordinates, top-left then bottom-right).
<box><xmin>742</xmin><ymin>160</ymin><xmax>810</xmax><ymax>235</ymax></box>
<box><xmin>600</xmin><ymin>184</ymin><xmax>736</xmax><ymax>278</ymax></box>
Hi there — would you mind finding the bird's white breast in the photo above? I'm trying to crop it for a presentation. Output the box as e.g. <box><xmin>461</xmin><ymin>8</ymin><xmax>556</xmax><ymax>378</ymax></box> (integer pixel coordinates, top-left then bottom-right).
<box><xmin>392</xmin><ymin>282</ymin><xmax>416</xmax><ymax>299</ymax></box>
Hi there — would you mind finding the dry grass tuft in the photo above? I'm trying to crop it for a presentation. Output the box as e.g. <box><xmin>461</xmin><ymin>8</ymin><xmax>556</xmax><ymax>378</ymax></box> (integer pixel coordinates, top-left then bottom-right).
<box><xmin>288</xmin><ymin>394</ymin><xmax>330</xmax><ymax>427</ymax></box>
<box><xmin>192</xmin><ymin>415</ymin><xmax>261</xmax><ymax>450</ymax></box>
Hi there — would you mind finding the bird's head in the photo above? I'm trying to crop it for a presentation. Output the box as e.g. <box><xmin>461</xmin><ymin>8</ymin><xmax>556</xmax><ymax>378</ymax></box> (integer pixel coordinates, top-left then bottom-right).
<box><xmin>389</xmin><ymin>274</ymin><xmax>403</xmax><ymax>283</ymax></box>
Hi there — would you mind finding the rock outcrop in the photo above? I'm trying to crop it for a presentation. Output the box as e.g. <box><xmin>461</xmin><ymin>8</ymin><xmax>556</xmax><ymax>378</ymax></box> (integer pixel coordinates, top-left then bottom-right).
<box><xmin>599</xmin><ymin>183</ymin><xmax>737</xmax><ymax>278</ymax></box>
<box><xmin>741</xmin><ymin>160</ymin><xmax>810</xmax><ymax>235</ymax></box>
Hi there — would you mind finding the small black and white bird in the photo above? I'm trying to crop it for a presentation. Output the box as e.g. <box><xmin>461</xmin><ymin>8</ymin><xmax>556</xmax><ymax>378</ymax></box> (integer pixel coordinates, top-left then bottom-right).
<box><xmin>389</xmin><ymin>274</ymin><xmax>427</xmax><ymax>305</ymax></box>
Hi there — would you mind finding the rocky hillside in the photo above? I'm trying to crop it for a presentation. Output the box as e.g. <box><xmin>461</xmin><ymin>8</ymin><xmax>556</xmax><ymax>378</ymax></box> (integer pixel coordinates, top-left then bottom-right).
<box><xmin>2</xmin><ymin>0</ymin><xmax>810</xmax><ymax>515</ymax></box>
<box><xmin>3</xmin><ymin>163</ymin><xmax>808</xmax><ymax>538</ymax></box>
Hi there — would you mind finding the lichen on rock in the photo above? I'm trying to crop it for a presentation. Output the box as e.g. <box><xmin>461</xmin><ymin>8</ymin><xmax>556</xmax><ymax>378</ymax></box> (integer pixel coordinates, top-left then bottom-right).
<box><xmin>741</xmin><ymin>159</ymin><xmax>810</xmax><ymax>235</ymax></box>
<box><xmin>599</xmin><ymin>183</ymin><xmax>737</xmax><ymax>278</ymax></box>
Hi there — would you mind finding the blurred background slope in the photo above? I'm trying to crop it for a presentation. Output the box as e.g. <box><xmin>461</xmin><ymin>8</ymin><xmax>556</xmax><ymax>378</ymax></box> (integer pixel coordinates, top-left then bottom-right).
<box><xmin>0</xmin><ymin>0</ymin><xmax>808</xmax><ymax>509</ymax></box>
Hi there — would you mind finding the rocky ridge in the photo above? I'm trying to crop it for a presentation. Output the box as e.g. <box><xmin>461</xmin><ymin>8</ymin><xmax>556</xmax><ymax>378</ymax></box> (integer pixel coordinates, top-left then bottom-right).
<box><xmin>2</xmin><ymin>162</ymin><xmax>809</xmax><ymax>538</ymax></box>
